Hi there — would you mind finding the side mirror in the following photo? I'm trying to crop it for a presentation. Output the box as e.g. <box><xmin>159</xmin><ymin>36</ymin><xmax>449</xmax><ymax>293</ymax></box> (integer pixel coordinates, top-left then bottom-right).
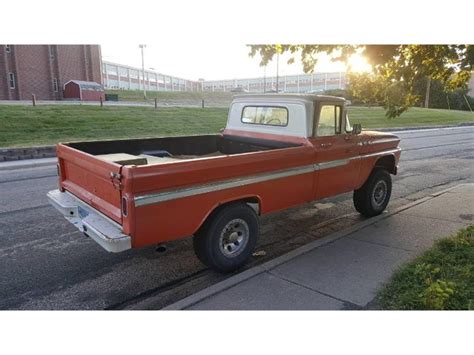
<box><xmin>352</xmin><ymin>124</ymin><xmax>362</xmax><ymax>135</ymax></box>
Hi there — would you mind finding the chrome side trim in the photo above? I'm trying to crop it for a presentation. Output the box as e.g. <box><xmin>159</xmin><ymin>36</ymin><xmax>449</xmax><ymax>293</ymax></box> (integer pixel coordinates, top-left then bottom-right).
<box><xmin>134</xmin><ymin>147</ymin><xmax>401</xmax><ymax>207</ymax></box>
<box><xmin>134</xmin><ymin>164</ymin><xmax>315</xmax><ymax>207</ymax></box>
<box><xmin>358</xmin><ymin>139</ymin><xmax>399</xmax><ymax>146</ymax></box>
<box><xmin>317</xmin><ymin>158</ymin><xmax>350</xmax><ymax>170</ymax></box>
<box><xmin>356</xmin><ymin>147</ymin><xmax>401</xmax><ymax>160</ymax></box>
<box><xmin>370</xmin><ymin>138</ymin><xmax>400</xmax><ymax>145</ymax></box>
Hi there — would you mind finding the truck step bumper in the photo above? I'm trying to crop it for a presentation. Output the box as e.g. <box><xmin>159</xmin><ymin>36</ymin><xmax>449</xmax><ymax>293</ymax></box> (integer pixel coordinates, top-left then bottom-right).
<box><xmin>47</xmin><ymin>189</ymin><xmax>131</xmax><ymax>253</ymax></box>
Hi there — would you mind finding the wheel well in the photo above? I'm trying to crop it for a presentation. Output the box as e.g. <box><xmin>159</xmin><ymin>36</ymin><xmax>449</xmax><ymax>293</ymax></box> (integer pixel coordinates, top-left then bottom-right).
<box><xmin>375</xmin><ymin>155</ymin><xmax>397</xmax><ymax>175</ymax></box>
<box><xmin>196</xmin><ymin>196</ymin><xmax>262</xmax><ymax>235</ymax></box>
<box><xmin>241</xmin><ymin>196</ymin><xmax>261</xmax><ymax>215</ymax></box>
<box><xmin>218</xmin><ymin>196</ymin><xmax>261</xmax><ymax>215</ymax></box>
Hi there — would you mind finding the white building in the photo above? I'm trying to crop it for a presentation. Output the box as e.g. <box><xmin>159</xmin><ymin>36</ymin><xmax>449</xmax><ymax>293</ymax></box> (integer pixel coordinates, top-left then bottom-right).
<box><xmin>102</xmin><ymin>60</ymin><xmax>347</xmax><ymax>93</ymax></box>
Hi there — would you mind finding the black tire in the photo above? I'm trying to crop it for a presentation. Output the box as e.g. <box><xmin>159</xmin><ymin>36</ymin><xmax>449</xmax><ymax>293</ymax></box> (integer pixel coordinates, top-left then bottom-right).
<box><xmin>193</xmin><ymin>203</ymin><xmax>259</xmax><ymax>273</ymax></box>
<box><xmin>353</xmin><ymin>168</ymin><xmax>392</xmax><ymax>217</ymax></box>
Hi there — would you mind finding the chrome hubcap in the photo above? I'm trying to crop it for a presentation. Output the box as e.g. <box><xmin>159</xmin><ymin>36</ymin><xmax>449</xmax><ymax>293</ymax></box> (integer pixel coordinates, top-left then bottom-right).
<box><xmin>219</xmin><ymin>218</ymin><xmax>249</xmax><ymax>257</ymax></box>
<box><xmin>372</xmin><ymin>180</ymin><xmax>387</xmax><ymax>207</ymax></box>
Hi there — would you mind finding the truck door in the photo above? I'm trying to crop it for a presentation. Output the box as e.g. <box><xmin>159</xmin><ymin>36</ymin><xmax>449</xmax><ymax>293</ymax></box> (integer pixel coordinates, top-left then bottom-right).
<box><xmin>309</xmin><ymin>103</ymin><xmax>361</xmax><ymax>199</ymax></box>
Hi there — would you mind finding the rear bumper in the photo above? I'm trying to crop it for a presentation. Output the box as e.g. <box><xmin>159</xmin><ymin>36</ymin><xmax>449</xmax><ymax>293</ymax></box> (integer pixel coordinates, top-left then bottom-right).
<box><xmin>47</xmin><ymin>189</ymin><xmax>131</xmax><ymax>253</ymax></box>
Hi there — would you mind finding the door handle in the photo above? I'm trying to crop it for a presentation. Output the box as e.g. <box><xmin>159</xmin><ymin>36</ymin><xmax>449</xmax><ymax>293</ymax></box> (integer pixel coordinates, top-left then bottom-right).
<box><xmin>320</xmin><ymin>143</ymin><xmax>332</xmax><ymax>148</ymax></box>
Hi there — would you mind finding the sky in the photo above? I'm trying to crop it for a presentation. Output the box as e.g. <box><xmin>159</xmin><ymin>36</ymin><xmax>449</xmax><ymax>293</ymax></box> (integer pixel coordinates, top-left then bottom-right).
<box><xmin>101</xmin><ymin>43</ymin><xmax>350</xmax><ymax>81</ymax></box>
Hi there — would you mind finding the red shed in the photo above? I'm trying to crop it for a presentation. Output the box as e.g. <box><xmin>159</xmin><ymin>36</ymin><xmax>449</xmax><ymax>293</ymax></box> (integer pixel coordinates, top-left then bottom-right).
<box><xmin>63</xmin><ymin>80</ymin><xmax>105</xmax><ymax>101</ymax></box>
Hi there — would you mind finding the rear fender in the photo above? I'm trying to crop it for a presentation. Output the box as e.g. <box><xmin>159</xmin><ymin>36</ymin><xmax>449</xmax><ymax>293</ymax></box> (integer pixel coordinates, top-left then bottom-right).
<box><xmin>194</xmin><ymin>195</ymin><xmax>262</xmax><ymax>234</ymax></box>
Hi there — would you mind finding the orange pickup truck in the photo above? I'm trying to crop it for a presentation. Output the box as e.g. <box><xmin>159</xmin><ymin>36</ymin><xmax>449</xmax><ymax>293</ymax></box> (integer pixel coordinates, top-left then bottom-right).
<box><xmin>47</xmin><ymin>94</ymin><xmax>401</xmax><ymax>272</ymax></box>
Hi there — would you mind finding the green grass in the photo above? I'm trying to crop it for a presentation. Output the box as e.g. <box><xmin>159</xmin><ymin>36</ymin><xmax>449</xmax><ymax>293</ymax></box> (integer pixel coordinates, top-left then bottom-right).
<box><xmin>378</xmin><ymin>226</ymin><xmax>474</xmax><ymax>310</ymax></box>
<box><xmin>0</xmin><ymin>105</ymin><xmax>228</xmax><ymax>147</ymax></box>
<box><xmin>105</xmin><ymin>89</ymin><xmax>233</xmax><ymax>102</ymax></box>
<box><xmin>349</xmin><ymin>106</ymin><xmax>473</xmax><ymax>128</ymax></box>
<box><xmin>0</xmin><ymin>104</ymin><xmax>472</xmax><ymax>147</ymax></box>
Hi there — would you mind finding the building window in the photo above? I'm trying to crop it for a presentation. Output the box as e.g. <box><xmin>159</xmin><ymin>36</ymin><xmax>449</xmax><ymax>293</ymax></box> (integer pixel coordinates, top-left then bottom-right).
<box><xmin>5</xmin><ymin>45</ymin><xmax>11</xmax><ymax>53</ymax></box>
<box><xmin>8</xmin><ymin>73</ymin><xmax>16</xmax><ymax>89</ymax></box>
<box><xmin>49</xmin><ymin>45</ymin><xmax>55</xmax><ymax>60</ymax></box>
<box><xmin>52</xmin><ymin>78</ymin><xmax>58</xmax><ymax>92</ymax></box>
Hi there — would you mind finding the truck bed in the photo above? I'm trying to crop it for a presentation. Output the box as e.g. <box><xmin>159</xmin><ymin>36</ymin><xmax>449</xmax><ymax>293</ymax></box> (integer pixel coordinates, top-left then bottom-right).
<box><xmin>66</xmin><ymin>134</ymin><xmax>300</xmax><ymax>167</ymax></box>
<box><xmin>57</xmin><ymin>133</ymin><xmax>306</xmax><ymax>228</ymax></box>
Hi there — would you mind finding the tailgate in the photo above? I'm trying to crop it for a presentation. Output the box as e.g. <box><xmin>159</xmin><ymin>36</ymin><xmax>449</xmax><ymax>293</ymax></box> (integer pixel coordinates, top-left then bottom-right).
<box><xmin>57</xmin><ymin>144</ymin><xmax>123</xmax><ymax>224</ymax></box>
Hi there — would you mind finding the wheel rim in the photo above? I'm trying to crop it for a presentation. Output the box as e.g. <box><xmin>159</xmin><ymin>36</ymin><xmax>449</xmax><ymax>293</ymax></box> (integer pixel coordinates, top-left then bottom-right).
<box><xmin>219</xmin><ymin>218</ymin><xmax>249</xmax><ymax>258</ymax></box>
<box><xmin>372</xmin><ymin>180</ymin><xmax>388</xmax><ymax>208</ymax></box>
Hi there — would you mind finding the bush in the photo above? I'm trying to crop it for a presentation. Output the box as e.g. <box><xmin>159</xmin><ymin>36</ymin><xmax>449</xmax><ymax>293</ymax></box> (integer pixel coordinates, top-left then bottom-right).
<box><xmin>378</xmin><ymin>225</ymin><xmax>474</xmax><ymax>310</ymax></box>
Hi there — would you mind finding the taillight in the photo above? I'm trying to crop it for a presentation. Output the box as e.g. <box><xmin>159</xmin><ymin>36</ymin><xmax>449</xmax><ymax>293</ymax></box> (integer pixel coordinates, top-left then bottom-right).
<box><xmin>121</xmin><ymin>196</ymin><xmax>128</xmax><ymax>217</ymax></box>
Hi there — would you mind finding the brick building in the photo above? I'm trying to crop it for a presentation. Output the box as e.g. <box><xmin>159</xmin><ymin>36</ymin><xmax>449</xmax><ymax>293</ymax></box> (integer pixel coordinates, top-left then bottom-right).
<box><xmin>0</xmin><ymin>45</ymin><xmax>102</xmax><ymax>100</ymax></box>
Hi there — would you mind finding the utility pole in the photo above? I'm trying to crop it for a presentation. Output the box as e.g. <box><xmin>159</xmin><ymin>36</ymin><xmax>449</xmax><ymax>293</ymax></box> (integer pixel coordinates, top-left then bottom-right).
<box><xmin>139</xmin><ymin>44</ymin><xmax>147</xmax><ymax>100</ymax></box>
<box><xmin>424</xmin><ymin>77</ymin><xmax>431</xmax><ymax>108</ymax></box>
<box><xmin>263</xmin><ymin>65</ymin><xmax>267</xmax><ymax>93</ymax></box>
<box><xmin>276</xmin><ymin>52</ymin><xmax>280</xmax><ymax>93</ymax></box>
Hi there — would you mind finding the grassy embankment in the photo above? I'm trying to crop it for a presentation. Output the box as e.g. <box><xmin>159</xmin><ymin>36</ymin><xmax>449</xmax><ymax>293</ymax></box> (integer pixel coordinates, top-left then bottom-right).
<box><xmin>378</xmin><ymin>226</ymin><xmax>474</xmax><ymax>310</ymax></box>
<box><xmin>0</xmin><ymin>103</ymin><xmax>472</xmax><ymax>147</ymax></box>
<box><xmin>105</xmin><ymin>89</ymin><xmax>233</xmax><ymax>102</ymax></box>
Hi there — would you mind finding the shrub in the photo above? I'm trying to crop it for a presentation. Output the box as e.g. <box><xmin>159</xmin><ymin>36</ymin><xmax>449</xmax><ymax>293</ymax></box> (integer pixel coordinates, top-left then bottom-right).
<box><xmin>378</xmin><ymin>226</ymin><xmax>474</xmax><ymax>310</ymax></box>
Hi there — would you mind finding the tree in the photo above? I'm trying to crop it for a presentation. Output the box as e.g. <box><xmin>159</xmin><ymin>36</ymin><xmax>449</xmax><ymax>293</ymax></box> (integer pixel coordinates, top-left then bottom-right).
<box><xmin>346</xmin><ymin>72</ymin><xmax>385</xmax><ymax>107</ymax></box>
<box><xmin>249</xmin><ymin>45</ymin><xmax>474</xmax><ymax>117</ymax></box>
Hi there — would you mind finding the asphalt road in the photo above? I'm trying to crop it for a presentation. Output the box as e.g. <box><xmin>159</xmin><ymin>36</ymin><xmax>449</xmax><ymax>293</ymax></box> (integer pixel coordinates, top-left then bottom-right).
<box><xmin>0</xmin><ymin>126</ymin><xmax>473</xmax><ymax>310</ymax></box>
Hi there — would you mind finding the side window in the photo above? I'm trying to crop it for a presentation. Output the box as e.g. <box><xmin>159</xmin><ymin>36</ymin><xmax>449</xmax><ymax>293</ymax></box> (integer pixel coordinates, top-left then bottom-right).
<box><xmin>317</xmin><ymin>105</ymin><xmax>342</xmax><ymax>136</ymax></box>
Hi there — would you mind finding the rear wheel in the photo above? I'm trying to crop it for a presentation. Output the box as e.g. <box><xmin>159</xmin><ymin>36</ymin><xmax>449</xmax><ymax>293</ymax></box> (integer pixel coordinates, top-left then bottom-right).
<box><xmin>353</xmin><ymin>168</ymin><xmax>392</xmax><ymax>217</ymax></box>
<box><xmin>193</xmin><ymin>203</ymin><xmax>259</xmax><ymax>273</ymax></box>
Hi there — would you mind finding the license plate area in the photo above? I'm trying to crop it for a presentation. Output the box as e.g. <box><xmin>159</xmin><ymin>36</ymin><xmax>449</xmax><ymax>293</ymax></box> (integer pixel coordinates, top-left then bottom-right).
<box><xmin>78</xmin><ymin>206</ymin><xmax>89</xmax><ymax>219</ymax></box>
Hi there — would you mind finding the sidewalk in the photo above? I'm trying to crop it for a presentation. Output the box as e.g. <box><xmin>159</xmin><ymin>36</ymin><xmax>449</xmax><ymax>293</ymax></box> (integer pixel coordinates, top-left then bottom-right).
<box><xmin>165</xmin><ymin>183</ymin><xmax>473</xmax><ymax>310</ymax></box>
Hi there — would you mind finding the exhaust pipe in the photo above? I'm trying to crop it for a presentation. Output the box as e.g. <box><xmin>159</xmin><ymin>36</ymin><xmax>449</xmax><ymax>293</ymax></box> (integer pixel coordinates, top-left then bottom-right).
<box><xmin>156</xmin><ymin>244</ymin><xmax>167</xmax><ymax>253</ymax></box>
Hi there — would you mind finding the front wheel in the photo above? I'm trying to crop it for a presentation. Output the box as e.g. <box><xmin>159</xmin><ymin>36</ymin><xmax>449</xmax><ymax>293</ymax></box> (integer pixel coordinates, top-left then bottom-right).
<box><xmin>193</xmin><ymin>203</ymin><xmax>259</xmax><ymax>273</ymax></box>
<box><xmin>353</xmin><ymin>169</ymin><xmax>392</xmax><ymax>217</ymax></box>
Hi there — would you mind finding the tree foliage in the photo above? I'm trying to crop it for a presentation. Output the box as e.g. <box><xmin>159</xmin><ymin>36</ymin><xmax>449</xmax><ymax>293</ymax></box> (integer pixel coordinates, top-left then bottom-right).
<box><xmin>413</xmin><ymin>77</ymin><xmax>474</xmax><ymax>111</ymax></box>
<box><xmin>249</xmin><ymin>45</ymin><xmax>474</xmax><ymax>117</ymax></box>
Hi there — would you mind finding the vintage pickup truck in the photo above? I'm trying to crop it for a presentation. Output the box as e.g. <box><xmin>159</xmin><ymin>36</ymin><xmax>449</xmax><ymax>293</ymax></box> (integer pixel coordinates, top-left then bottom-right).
<box><xmin>48</xmin><ymin>94</ymin><xmax>401</xmax><ymax>272</ymax></box>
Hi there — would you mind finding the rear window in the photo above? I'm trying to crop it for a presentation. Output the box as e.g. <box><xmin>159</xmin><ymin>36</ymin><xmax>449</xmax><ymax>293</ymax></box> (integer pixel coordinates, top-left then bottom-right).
<box><xmin>241</xmin><ymin>106</ymin><xmax>288</xmax><ymax>127</ymax></box>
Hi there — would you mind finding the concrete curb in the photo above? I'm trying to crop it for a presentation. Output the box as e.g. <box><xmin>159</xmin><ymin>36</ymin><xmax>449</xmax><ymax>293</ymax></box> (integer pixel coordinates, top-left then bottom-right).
<box><xmin>0</xmin><ymin>157</ymin><xmax>57</xmax><ymax>171</ymax></box>
<box><xmin>0</xmin><ymin>145</ymin><xmax>56</xmax><ymax>162</ymax></box>
<box><xmin>163</xmin><ymin>183</ymin><xmax>468</xmax><ymax>310</ymax></box>
<box><xmin>374</xmin><ymin>122</ymin><xmax>474</xmax><ymax>132</ymax></box>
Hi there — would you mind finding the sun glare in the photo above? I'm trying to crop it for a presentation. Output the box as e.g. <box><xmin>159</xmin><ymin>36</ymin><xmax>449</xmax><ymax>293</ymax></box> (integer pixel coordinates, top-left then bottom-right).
<box><xmin>347</xmin><ymin>53</ymin><xmax>372</xmax><ymax>73</ymax></box>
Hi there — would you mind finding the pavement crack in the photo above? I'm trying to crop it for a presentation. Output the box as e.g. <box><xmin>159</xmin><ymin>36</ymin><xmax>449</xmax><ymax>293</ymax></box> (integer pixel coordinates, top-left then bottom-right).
<box><xmin>400</xmin><ymin>131</ymin><xmax>474</xmax><ymax>141</ymax></box>
<box><xmin>394</xmin><ymin>177</ymin><xmax>469</xmax><ymax>200</ymax></box>
<box><xmin>105</xmin><ymin>268</ymin><xmax>210</xmax><ymax>310</ymax></box>
<box><xmin>347</xmin><ymin>236</ymin><xmax>413</xmax><ymax>252</ymax></box>
<box><xmin>0</xmin><ymin>204</ymin><xmax>51</xmax><ymax>217</ymax></box>
<box><xmin>266</xmin><ymin>270</ymin><xmax>362</xmax><ymax>309</ymax></box>
<box><xmin>399</xmin><ymin>212</ymin><xmax>465</xmax><ymax>225</ymax></box>
<box><xmin>403</xmin><ymin>140</ymin><xmax>474</xmax><ymax>152</ymax></box>
<box><xmin>0</xmin><ymin>174</ymin><xmax>56</xmax><ymax>184</ymax></box>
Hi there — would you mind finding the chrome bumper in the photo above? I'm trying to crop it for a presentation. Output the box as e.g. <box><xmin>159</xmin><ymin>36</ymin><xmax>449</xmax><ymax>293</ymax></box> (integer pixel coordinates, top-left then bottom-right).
<box><xmin>47</xmin><ymin>189</ymin><xmax>131</xmax><ymax>253</ymax></box>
